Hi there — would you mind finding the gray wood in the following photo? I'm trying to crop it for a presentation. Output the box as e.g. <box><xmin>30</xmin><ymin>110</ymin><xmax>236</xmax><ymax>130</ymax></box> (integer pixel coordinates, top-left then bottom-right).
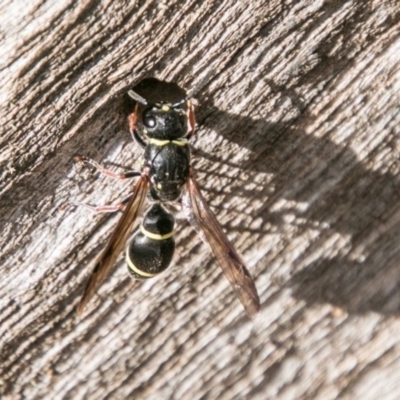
<box><xmin>1</xmin><ymin>1</ymin><xmax>400</xmax><ymax>399</ymax></box>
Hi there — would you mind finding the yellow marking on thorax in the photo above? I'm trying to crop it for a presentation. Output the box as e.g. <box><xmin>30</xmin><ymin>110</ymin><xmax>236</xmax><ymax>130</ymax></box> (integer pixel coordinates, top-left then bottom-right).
<box><xmin>149</xmin><ymin>138</ymin><xmax>170</xmax><ymax>146</ymax></box>
<box><xmin>126</xmin><ymin>249</ymin><xmax>158</xmax><ymax>278</ymax></box>
<box><xmin>172</xmin><ymin>140</ymin><xmax>187</xmax><ymax>146</ymax></box>
<box><xmin>140</xmin><ymin>225</ymin><xmax>174</xmax><ymax>240</ymax></box>
<box><xmin>149</xmin><ymin>138</ymin><xmax>188</xmax><ymax>147</ymax></box>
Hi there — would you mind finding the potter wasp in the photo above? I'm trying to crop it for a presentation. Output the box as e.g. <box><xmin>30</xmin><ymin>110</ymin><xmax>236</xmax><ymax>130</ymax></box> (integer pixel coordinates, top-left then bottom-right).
<box><xmin>74</xmin><ymin>79</ymin><xmax>260</xmax><ymax>319</ymax></box>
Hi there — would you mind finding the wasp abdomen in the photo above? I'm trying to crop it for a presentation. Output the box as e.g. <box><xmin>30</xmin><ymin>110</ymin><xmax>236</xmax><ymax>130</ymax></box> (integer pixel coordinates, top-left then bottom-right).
<box><xmin>126</xmin><ymin>203</ymin><xmax>175</xmax><ymax>279</ymax></box>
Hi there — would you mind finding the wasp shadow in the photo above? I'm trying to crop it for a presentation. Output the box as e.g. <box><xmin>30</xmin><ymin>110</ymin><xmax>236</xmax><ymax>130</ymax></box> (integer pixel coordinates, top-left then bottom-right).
<box><xmin>194</xmin><ymin>93</ymin><xmax>400</xmax><ymax>316</ymax></box>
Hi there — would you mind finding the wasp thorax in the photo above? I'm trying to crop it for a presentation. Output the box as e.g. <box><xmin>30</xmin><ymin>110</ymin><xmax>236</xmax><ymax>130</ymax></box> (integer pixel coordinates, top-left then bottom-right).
<box><xmin>139</xmin><ymin>105</ymin><xmax>187</xmax><ymax>140</ymax></box>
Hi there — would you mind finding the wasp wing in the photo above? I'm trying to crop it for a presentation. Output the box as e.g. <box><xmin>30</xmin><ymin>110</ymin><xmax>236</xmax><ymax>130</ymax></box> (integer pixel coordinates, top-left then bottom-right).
<box><xmin>182</xmin><ymin>169</ymin><xmax>260</xmax><ymax>319</ymax></box>
<box><xmin>77</xmin><ymin>175</ymin><xmax>149</xmax><ymax>315</ymax></box>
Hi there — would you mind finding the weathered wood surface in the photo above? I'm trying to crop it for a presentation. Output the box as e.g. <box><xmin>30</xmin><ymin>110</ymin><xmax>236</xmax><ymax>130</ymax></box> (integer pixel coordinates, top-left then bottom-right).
<box><xmin>1</xmin><ymin>1</ymin><xmax>400</xmax><ymax>399</ymax></box>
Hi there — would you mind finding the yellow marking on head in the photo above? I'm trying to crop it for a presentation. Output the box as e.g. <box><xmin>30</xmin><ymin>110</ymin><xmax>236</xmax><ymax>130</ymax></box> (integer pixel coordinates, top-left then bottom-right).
<box><xmin>149</xmin><ymin>138</ymin><xmax>170</xmax><ymax>146</ymax></box>
<box><xmin>143</xmin><ymin>128</ymin><xmax>148</xmax><ymax>135</ymax></box>
<box><xmin>126</xmin><ymin>248</ymin><xmax>158</xmax><ymax>278</ymax></box>
<box><xmin>156</xmin><ymin>183</ymin><xmax>162</xmax><ymax>190</ymax></box>
<box><xmin>140</xmin><ymin>225</ymin><xmax>174</xmax><ymax>240</ymax></box>
<box><xmin>161</xmin><ymin>105</ymin><xmax>170</xmax><ymax>112</ymax></box>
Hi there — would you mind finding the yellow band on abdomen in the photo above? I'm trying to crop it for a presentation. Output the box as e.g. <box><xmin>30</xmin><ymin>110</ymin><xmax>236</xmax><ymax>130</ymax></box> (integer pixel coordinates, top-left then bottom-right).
<box><xmin>126</xmin><ymin>248</ymin><xmax>158</xmax><ymax>278</ymax></box>
<box><xmin>140</xmin><ymin>225</ymin><xmax>174</xmax><ymax>240</ymax></box>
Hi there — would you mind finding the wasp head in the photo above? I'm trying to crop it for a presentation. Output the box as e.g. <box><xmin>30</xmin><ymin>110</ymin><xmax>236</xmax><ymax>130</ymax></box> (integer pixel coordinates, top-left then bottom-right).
<box><xmin>137</xmin><ymin>103</ymin><xmax>187</xmax><ymax>140</ymax></box>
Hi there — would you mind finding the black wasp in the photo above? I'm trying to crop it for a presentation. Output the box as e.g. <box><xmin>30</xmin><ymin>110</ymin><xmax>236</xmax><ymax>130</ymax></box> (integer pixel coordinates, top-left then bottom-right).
<box><xmin>74</xmin><ymin>79</ymin><xmax>260</xmax><ymax>319</ymax></box>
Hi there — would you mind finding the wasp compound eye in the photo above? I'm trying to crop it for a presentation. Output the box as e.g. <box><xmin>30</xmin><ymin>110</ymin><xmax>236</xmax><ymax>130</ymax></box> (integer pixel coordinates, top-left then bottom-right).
<box><xmin>143</xmin><ymin>113</ymin><xmax>157</xmax><ymax>128</ymax></box>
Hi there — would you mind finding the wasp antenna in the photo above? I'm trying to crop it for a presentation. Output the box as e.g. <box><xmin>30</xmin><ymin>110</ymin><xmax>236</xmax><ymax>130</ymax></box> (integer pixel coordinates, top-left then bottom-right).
<box><xmin>171</xmin><ymin>97</ymin><xmax>188</xmax><ymax>108</ymax></box>
<box><xmin>128</xmin><ymin>90</ymin><xmax>148</xmax><ymax>105</ymax></box>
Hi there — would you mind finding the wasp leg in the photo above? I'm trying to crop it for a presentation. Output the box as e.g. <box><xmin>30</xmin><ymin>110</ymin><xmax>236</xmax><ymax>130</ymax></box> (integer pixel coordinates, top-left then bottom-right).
<box><xmin>185</xmin><ymin>100</ymin><xmax>196</xmax><ymax>139</ymax></box>
<box><xmin>128</xmin><ymin>106</ymin><xmax>147</xmax><ymax>149</ymax></box>
<box><xmin>74</xmin><ymin>156</ymin><xmax>141</xmax><ymax>180</ymax></box>
<box><xmin>130</xmin><ymin>129</ymin><xmax>147</xmax><ymax>149</ymax></box>
<box><xmin>69</xmin><ymin>193</ymin><xmax>133</xmax><ymax>213</ymax></box>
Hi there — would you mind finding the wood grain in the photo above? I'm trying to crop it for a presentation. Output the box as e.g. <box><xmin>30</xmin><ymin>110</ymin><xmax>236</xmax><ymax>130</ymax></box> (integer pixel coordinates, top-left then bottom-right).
<box><xmin>1</xmin><ymin>1</ymin><xmax>400</xmax><ymax>399</ymax></box>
